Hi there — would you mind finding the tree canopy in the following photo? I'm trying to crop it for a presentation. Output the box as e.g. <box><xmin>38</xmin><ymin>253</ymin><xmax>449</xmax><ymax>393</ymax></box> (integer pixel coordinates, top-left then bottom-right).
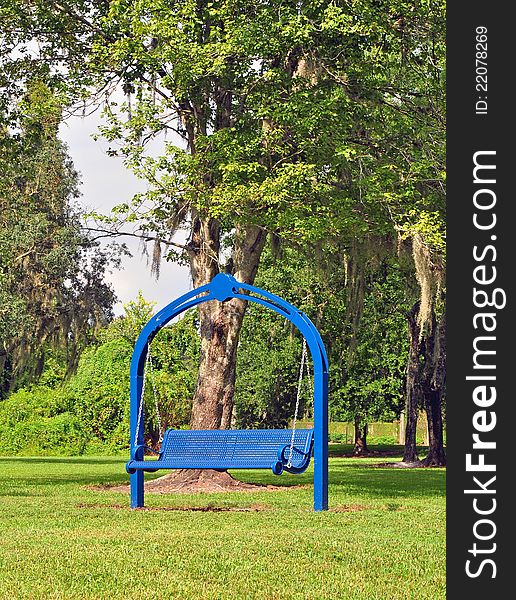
<box><xmin>0</xmin><ymin>0</ymin><xmax>446</xmax><ymax>463</ymax></box>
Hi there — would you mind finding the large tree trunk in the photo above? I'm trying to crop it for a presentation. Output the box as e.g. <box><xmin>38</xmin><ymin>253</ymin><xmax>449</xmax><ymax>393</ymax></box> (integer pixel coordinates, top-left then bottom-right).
<box><xmin>189</xmin><ymin>222</ymin><xmax>267</xmax><ymax>430</ymax></box>
<box><xmin>352</xmin><ymin>419</ymin><xmax>368</xmax><ymax>456</ymax></box>
<box><xmin>161</xmin><ymin>222</ymin><xmax>266</xmax><ymax>488</ymax></box>
<box><xmin>421</xmin><ymin>312</ymin><xmax>446</xmax><ymax>467</ymax></box>
<box><xmin>403</xmin><ymin>302</ymin><xmax>421</xmax><ymax>463</ymax></box>
<box><xmin>190</xmin><ymin>297</ymin><xmax>247</xmax><ymax>429</ymax></box>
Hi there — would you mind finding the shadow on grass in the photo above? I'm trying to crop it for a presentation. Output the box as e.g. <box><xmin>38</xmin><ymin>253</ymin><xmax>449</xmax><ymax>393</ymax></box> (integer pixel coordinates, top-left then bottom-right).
<box><xmin>328</xmin><ymin>466</ymin><xmax>445</xmax><ymax>499</ymax></box>
<box><xmin>0</xmin><ymin>457</ymin><xmax>124</xmax><ymax>465</ymax></box>
<box><xmin>0</xmin><ymin>454</ymin><xmax>445</xmax><ymax>499</ymax></box>
<box><xmin>0</xmin><ymin>476</ymin><xmax>129</xmax><ymax>489</ymax></box>
<box><xmin>0</xmin><ymin>459</ymin><xmax>306</xmax><ymax>491</ymax></box>
<box><xmin>0</xmin><ymin>457</ymin><xmax>129</xmax><ymax>489</ymax></box>
<box><xmin>328</xmin><ymin>443</ymin><xmax>430</xmax><ymax>457</ymax></box>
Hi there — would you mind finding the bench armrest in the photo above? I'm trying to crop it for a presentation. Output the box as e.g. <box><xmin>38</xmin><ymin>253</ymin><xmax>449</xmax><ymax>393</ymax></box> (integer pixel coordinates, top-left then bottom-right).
<box><xmin>277</xmin><ymin>444</ymin><xmax>311</xmax><ymax>464</ymax></box>
<box><xmin>131</xmin><ymin>444</ymin><xmax>160</xmax><ymax>460</ymax></box>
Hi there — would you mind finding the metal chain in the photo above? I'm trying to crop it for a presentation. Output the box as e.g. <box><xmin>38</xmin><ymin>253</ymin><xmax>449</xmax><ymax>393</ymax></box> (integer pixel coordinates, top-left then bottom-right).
<box><xmin>306</xmin><ymin>349</ymin><xmax>314</xmax><ymax>417</ymax></box>
<box><xmin>287</xmin><ymin>338</ymin><xmax>307</xmax><ymax>468</ymax></box>
<box><xmin>147</xmin><ymin>350</ymin><xmax>164</xmax><ymax>443</ymax></box>
<box><xmin>133</xmin><ymin>349</ymin><xmax>148</xmax><ymax>447</ymax></box>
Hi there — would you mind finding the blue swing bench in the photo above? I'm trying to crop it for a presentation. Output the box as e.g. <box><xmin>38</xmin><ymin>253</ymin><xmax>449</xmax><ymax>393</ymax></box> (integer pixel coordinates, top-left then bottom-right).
<box><xmin>126</xmin><ymin>428</ymin><xmax>314</xmax><ymax>476</ymax></box>
<box><xmin>128</xmin><ymin>273</ymin><xmax>329</xmax><ymax>511</ymax></box>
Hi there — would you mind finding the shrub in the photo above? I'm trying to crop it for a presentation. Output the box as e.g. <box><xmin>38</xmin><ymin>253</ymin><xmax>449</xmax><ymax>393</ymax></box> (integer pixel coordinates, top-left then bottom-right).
<box><xmin>65</xmin><ymin>338</ymin><xmax>132</xmax><ymax>450</ymax></box>
<box><xmin>0</xmin><ymin>384</ymin><xmax>80</xmax><ymax>455</ymax></box>
<box><xmin>0</xmin><ymin>303</ymin><xmax>201</xmax><ymax>455</ymax></box>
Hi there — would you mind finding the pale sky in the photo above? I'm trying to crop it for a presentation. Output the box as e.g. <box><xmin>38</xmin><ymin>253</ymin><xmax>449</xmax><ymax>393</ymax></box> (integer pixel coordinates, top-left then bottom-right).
<box><xmin>59</xmin><ymin>113</ymin><xmax>191</xmax><ymax>315</ymax></box>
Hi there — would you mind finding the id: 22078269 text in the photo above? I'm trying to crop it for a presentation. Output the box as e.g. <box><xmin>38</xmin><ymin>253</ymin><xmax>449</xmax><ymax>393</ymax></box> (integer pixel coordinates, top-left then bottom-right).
<box><xmin>475</xmin><ymin>26</ymin><xmax>488</xmax><ymax>115</ymax></box>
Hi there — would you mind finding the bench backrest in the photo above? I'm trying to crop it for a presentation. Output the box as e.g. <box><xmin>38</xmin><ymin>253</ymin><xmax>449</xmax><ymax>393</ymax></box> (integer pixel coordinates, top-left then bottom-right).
<box><xmin>159</xmin><ymin>428</ymin><xmax>313</xmax><ymax>469</ymax></box>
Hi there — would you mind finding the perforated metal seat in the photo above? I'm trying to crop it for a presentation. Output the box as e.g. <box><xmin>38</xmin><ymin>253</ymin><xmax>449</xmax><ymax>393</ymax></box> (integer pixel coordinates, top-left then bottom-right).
<box><xmin>126</xmin><ymin>428</ymin><xmax>314</xmax><ymax>476</ymax></box>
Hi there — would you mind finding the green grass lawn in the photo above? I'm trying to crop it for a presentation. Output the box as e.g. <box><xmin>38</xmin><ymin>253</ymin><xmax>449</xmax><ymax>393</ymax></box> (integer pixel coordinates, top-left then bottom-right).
<box><xmin>0</xmin><ymin>448</ymin><xmax>445</xmax><ymax>600</ymax></box>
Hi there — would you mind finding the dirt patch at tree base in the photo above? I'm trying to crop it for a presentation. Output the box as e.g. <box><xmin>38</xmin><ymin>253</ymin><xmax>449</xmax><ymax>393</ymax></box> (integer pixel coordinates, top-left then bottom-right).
<box><xmin>333</xmin><ymin>450</ymin><xmax>403</xmax><ymax>459</ymax></box>
<box><xmin>77</xmin><ymin>502</ymin><xmax>270</xmax><ymax>512</ymax></box>
<box><xmin>90</xmin><ymin>469</ymin><xmax>306</xmax><ymax>494</ymax></box>
<box><xmin>374</xmin><ymin>460</ymin><xmax>427</xmax><ymax>468</ymax></box>
<box><xmin>329</xmin><ymin>504</ymin><xmax>369</xmax><ymax>512</ymax></box>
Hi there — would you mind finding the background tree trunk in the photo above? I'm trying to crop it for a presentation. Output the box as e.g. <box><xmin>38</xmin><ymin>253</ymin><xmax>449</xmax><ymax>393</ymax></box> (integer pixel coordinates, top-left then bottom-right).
<box><xmin>403</xmin><ymin>302</ymin><xmax>421</xmax><ymax>462</ymax></box>
<box><xmin>403</xmin><ymin>301</ymin><xmax>446</xmax><ymax>466</ymax></box>
<box><xmin>353</xmin><ymin>419</ymin><xmax>368</xmax><ymax>455</ymax></box>
<box><xmin>421</xmin><ymin>312</ymin><xmax>446</xmax><ymax>466</ymax></box>
<box><xmin>423</xmin><ymin>388</ymin><xmax>446</xmax><ymax>466</ymax></box>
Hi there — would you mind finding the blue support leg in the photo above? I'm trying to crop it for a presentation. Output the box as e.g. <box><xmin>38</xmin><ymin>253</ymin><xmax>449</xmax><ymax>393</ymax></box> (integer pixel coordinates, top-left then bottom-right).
<box><xmin>313</xmin><ymin>371</ymin><xmax>329</xmax><ymax>511</ymax></box>
<box><xmin>130</xmin><ymin>470</ymin><xmax>144</xmax><ymax>508</ymax></box>
<box><xmin>129</xmin><ymin>363</ymin><xmax>145</xmax><ymax>509</ymax></box>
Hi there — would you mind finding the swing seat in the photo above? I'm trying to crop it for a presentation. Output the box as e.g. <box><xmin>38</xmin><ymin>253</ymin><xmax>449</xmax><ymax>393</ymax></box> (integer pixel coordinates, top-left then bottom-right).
<box><xmin>126</xmin><ymin>428</ymin><xmax>314</xmax><ymax>476</ymax></box>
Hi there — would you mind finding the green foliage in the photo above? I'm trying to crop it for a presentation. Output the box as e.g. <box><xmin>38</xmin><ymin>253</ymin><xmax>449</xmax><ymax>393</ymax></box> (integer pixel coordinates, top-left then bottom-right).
<box><xmin>0</xmin><ymin>1</ymin><xmax>446</xmax><ymax>453</ymax></box>
<box><xmin>235</xmin><ymin>247</ymin><xmax>409</xmax><ymax>429</ymax></box>
<box><xmin>102</xmin><ymin>294</ymin><xmax>201</xmax><ymax>440</ymax></box>
<box><xmin>235</xmin><ymin>315</ymin><xmax>305</xmax><ymax>429</ymax></box>
<box><xmin>334</xmin><ymin>268</ymin><xmax>410</xmax><ymax>423</ymax></box>
<box><xmin>0</xmin><ymin>386</ymin><xmax>87</xmax><ymax>455</ymax></box>
<box><xmin>85</xmin><ymin>0</ymin><xmax>362</xmax><ymax>249</ymax></box>
<box><xmin>0</xmin><ymin>294</ymin><xmax>200</xmax><ymax>455</ymax></box>
<box><xmin>146</xmin><ymin>309</ymin><xmax>200</xmax><ymax>434</ymax></box>
<box><xmin>65</xmin><ymin>338</ymin><xmax>133</xmax><ymax>451</ymax></box>
<box><xmin>0</xmin><ymin>413</ymin><xmax>87</xmax><ymax>456</ymax></box>
<box><xmin>234</xmin><ymin>246</ymin><xmax>334</xmax><ymax>428</ymax></box>
<box><xmin>35</xmin><ymin>354</ymin><xmax>68</xmax><ymax>389</ymax></box>
<box><xmin>102</xmin><ymin>292</ymin><xmax>155</xmax><ymax>346</ymax></box>
<box><xmin>1</xmin><ymin>0</ymin><xmax>444</xmax><ymax>260</ymax></box>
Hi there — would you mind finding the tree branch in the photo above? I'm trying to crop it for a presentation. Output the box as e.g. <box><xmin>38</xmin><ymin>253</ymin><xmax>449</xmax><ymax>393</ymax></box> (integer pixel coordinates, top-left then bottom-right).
<box><xmin>84</xmin><ymin>227</ymin><xmax>188</xmax><ymax>252</ymax></box>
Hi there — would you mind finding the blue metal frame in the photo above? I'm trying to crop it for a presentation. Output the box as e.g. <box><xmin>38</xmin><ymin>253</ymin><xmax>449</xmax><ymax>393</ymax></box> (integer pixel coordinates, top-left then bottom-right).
<box><xmin>129</xmin><ymin>273</ymin><xmax>329</xmax><ymax>511</ymax></box>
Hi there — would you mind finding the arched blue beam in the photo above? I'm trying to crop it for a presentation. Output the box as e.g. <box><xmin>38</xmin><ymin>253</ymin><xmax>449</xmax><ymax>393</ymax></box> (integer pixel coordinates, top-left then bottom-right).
<box><xmin>129</xmin><ymin>273</ymin><xmax>329</xmax><ymax>511</ymax></box>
